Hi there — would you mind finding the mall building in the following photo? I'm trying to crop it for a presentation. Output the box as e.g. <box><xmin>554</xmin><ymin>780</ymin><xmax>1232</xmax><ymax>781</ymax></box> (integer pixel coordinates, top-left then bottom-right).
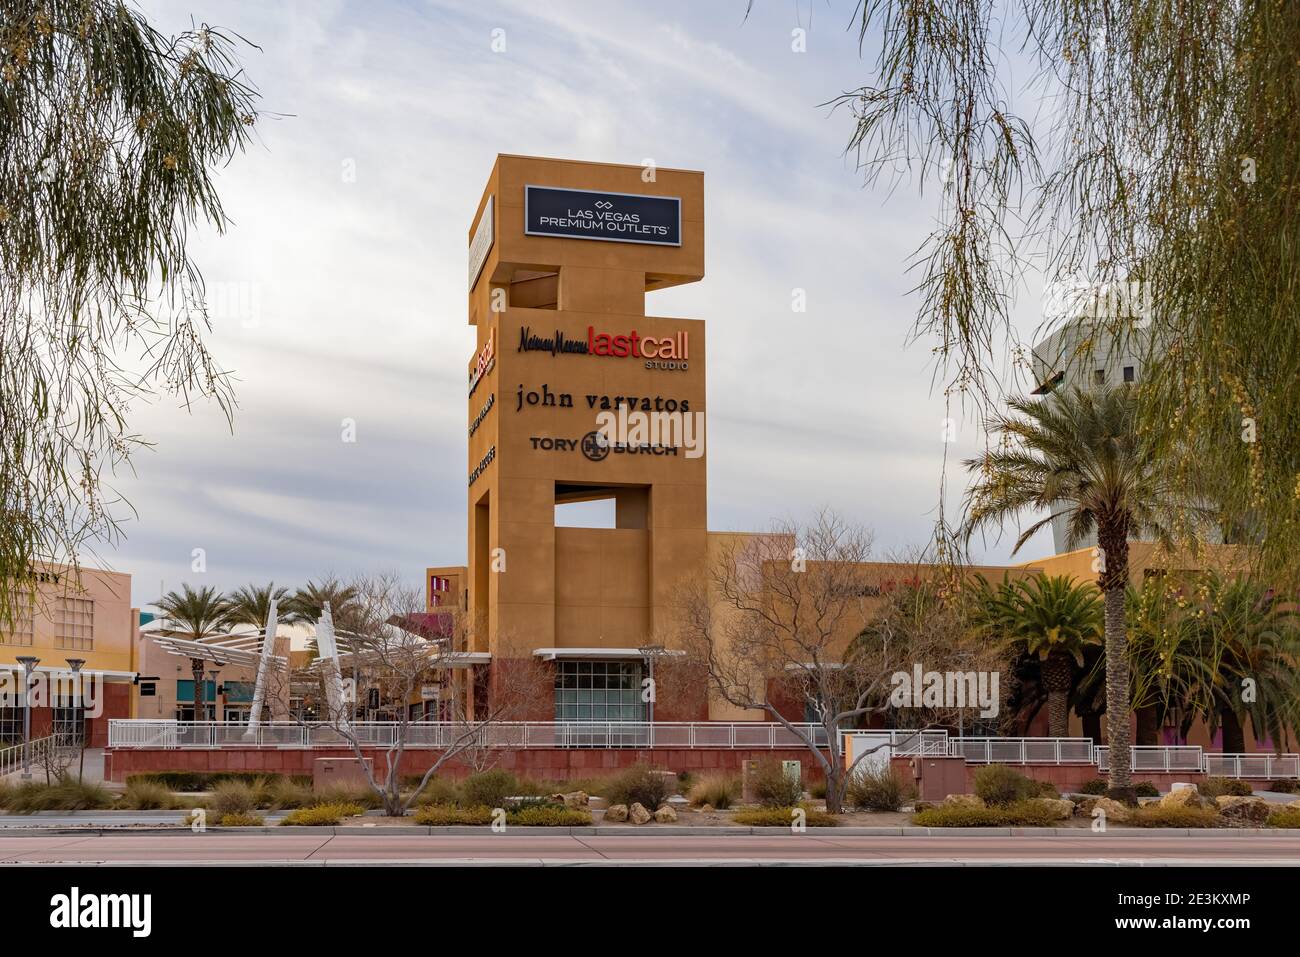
<box><xmin>421</xmin><ymin>155</ymin><xmax>1262</xmax><ymax>752</ymax></box>
<box><xmin>0</xmin><ymin>564</ymin><xmax>138</xmax><ymax>748</ymax></box>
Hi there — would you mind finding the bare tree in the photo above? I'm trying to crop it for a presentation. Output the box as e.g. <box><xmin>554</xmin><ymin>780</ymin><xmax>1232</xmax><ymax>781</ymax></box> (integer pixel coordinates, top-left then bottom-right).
<box><xmin>308</xmin><ymin>574</ymin><xmax>548</xmax><ymax>816</ymax></box>
<box><xmin>676</xmin><ymin>512</ymin><xmax>996</xmax><ymax>813</ymax></box>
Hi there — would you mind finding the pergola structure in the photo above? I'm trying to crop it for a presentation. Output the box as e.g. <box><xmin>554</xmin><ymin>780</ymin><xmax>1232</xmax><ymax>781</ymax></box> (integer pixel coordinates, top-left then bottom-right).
<box><xmin>147</xmin><ymin>599</ymin><xmax>288</xmax><ymax>740</ymax></box>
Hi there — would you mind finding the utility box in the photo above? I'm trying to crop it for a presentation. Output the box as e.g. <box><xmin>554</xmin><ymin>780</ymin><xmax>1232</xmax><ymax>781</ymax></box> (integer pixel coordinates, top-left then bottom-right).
<box><xmin>782</xmin><ymin>760</ymin><xmax>801</xmax><ymax>784</ymax></box>
<box><xmin>313</xmin><ymin>757</ymin><xmax>373</xmax><ymax>791</ymax></box>
<box><xmin>913</xmin><ymin>755</ymin><xmax>969</xmax><ymax>802</ymax></box>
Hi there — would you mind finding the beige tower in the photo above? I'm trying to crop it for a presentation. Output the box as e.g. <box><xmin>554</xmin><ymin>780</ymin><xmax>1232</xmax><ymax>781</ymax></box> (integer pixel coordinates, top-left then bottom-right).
<box><xmin>464</xmin><ymin>155</ymin><xmax>707</xmax><ymax>719</ymax></box>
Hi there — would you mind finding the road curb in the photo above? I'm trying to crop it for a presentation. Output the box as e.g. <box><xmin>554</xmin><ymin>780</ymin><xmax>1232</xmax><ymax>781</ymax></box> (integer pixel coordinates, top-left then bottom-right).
<box><xmin>0</xmin><ymin>824</ymin><xmax>1297</xmax><ymax>837</ymax></box>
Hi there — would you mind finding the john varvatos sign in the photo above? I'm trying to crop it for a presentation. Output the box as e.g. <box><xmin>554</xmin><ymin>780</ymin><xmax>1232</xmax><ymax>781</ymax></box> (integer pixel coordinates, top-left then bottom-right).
<box><xmin>524</xmin><ymin>185</ymin><xmax>681</xmax><ymax>246</ymax></box>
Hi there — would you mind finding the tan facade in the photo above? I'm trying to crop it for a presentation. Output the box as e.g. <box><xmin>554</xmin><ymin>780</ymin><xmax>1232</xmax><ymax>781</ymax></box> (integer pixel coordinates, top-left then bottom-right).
<box><xmin>0</xmin><ymin>563</ymin><xmax>137</xmax><ymax>745</ymax></box>
<box><xmin>1</xmin><ymin>563</ymin><xmax>137</xmax><ymax>677</ymax></box>
<box><xmin>461</xmin><ymin>156</ymin><xmax>708</xmax><ymax>713</ymax></box>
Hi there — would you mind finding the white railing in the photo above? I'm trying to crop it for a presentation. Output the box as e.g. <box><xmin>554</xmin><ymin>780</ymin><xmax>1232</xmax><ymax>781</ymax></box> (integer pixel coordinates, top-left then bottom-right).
<box><xmin>0</xmin><ymin>735</ymin><xmax>73</xmax><ymax>777</ymax></box>
<box><xmin>1095</xmin><ymin>744</ymin><xmax>1204</xmax><ymax>772</ymax></box>
<box><xmin>948</xmin><ymin>737</ymin><xmax>1096</xmax><ymax>764</ymax></box>
<box><xmin>1205</xmin><ymin>753</ymin><xmax>1300</xmax><ymax>780</ymax></box>
<box><xmin>108</xmin><ymin>720</ymin><xmax>832</xmax><ymax>751</ymax></box>
<box><xmin>103</xmin><ymin>720</ymin><xmax>1300</xmax><ymax>778</ymax></box>
<box><xmin>885</xmin><ymin>729</ymin><xmax>951</xmax><ymax>756</ymax></box>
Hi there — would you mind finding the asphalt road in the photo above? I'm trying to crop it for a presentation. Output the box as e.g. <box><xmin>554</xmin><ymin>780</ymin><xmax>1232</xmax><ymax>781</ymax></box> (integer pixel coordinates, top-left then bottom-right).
<box><xmin>2</xmin><ymin>832</ymin><xmax>1299</xmax><ymax>865</ymax></box>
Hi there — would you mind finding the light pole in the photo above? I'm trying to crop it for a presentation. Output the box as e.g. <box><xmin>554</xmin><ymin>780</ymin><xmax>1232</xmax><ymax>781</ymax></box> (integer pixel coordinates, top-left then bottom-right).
<box><xmin>15</xmin><ymin>656</ymin><xmax>39</xmax><ymax>779</ymax></box>
<box><xmin>637</xmin><ymin>645</ymin><xmax>667</xmax><ymax>747</ymax></box>
<box><xmin>208</xmin><ymin>668</ymin><xmax>222</xmax><ymax>724</ymax></box>
<box><xmin>65</xmin><ymin>658</ymin><xmax>85</xmax><ymax>782</ymax></box>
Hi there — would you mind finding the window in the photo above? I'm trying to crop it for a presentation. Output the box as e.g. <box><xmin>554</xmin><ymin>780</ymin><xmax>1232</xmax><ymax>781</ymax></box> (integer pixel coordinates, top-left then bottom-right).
<box><xmin>52</xmin><ymin>697</ymin><xmax>85</xmax><ymax>745</ymax></box>
<box><xmin>175</xmin><ymin>704</ymin><xmax>217</xmax><ymax>721</ymax></box>
<box><xmin>0</xmin><ymin>596</ymin><xmax>34</xmax><ymax>646</ymax></box>
<box><xmin>1093</xmin><ymin>368</ymin><xmax>1106</xmax><ymax>385</ymax></box>
<box><xmin>1123</xmin><ymin>365</ymin><xmax>1135</xmax><ymax>383</ymax></box>
<box><xmin>554</xmin><ymin>660</ymin><xmax>646</xmax><ymax>723</ymax></box>
<box><xmin>55</xmin><ymin>596</ymin><xmax>94</xmax><ymax>651</ymax></box>
<box><xmin>0</xmin><ymin>705</ymin><xmax>25</xmax><ymax>745</ymax></box>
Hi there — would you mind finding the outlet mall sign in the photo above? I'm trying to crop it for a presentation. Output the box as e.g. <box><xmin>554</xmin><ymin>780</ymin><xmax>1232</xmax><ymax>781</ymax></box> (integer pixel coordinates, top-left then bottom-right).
<box><xmin>524</xmin><ymin>186</ymin><xmax>681</xmax><ymax>246</ymax></box>
<box><xmin>518</xmin><ymin>325</ymin><xmax>689</xmax><ymax>369</ymax></box>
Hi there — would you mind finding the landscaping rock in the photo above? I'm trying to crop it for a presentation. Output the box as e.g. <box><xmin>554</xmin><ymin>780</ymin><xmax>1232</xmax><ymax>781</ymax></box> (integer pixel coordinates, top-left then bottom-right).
<box><xmin>1027</xmin><ymin>797</ymin><xmax>1075</xmax><ymax>821</ymax></box>
<box><xmin>1215</xmin><ymin>795</ymin><xmax>1270</xmax><ymax>825</ymax></box>
<box><xmin>699</xmin><ymin>803</ymin><xmax>714</xmax><ymax>813</ymax></box>
<box><xmin>942</xmin><ymin>793</ymin><xmax>985</xmax><ymax>809</ymax></box>
<box><xmin>1090</xmin><ymin>797</ymin><xmax>1132</xmax><ymax>823</ymax></box>
<box><xmin>653</xmin><ymin>804</ymin><xmax>677</xmax><ymax>823</ymax></box>
<box><xmin>1287</xmin><ymin>799</ymin><xmax>1300</xmax><ymax>811</ymax></box>
<box><xmin>1159</xmin><ymin>786</ymin><xmax>1204</xmax><ymax>810</ymax></box>
<box><xmin>561</xmin><ymin>791</ymin><xmax>588</xmax><ymax>808</ymax></box>
<box><xmin>629</xmin><ymin>802</ymin><xmax>653</xmax><ymax>825</ymax></box>
<box><xmin>604</xmin><ymin>803</ymin><xmax>628</xmax><ymax>823</ymax></box>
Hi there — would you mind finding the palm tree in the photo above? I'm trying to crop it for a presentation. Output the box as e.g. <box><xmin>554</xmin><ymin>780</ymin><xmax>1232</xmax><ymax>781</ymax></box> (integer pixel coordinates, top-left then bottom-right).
<box><xmin>155</xmin><ymin>584</ymin><xmax>232</xmax><ymax>723</ymax></box>
<box><xmin>1186</xmin><ymin>573</ymin><xmax>1300</xmax><ymax>753</ymax></box>
<box><xmin>226</xmin><ymin>582</ymin><xmax>295</xmax><ymax>628</ymax></box>
<box><xmin>962</xmin><ymin>386</ymin><xmax>1183</xmax><ymax>799</ymax></box>
<box><xmin>994</xmin><ymin>574</ymin><xmax>1102</xmax><ymax>737</ymax></box>
<box><xmin>288</xmin><ymin>577</ymin><xmax>360</xmax><ymax>631</ymax></box>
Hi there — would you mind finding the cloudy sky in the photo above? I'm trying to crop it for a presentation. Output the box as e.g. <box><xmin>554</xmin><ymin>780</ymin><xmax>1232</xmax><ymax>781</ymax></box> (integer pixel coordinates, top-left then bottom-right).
<box><xmin>107</xmin><ymin>0</ymin><xmax>1055</xmax><ymax>605</ymax></box>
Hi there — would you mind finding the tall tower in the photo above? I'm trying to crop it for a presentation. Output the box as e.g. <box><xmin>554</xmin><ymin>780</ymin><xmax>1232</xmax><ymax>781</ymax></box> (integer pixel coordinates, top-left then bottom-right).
<box><xmin>464</xmin><ymin>156</ymin><xmax>707</xmax><ymax>719</ymax></box>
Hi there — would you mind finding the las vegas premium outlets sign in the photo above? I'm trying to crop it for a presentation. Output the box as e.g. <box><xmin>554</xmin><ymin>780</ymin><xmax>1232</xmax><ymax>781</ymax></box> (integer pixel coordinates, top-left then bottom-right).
<box><xmin>524</xmin><ymin>185</ymin><xmax>681</xmax><ymax>246</ymax></box>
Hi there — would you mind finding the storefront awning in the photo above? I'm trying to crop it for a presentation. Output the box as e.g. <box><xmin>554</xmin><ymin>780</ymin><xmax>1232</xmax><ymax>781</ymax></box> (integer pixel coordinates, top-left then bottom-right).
<box><xmin>0</xmin><ymin>664</ymin><xmax>138</xmax><ymax>683</ymax></box>
<box><xmin>532</xmin><ymin>647</ymin><xmax>669</xmax><ymax>661</ymax></box>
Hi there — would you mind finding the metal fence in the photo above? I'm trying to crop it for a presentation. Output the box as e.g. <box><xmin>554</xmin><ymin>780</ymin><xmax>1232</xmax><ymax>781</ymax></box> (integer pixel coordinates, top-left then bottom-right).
<box><xmin>108</xmin><ymin>720</ymin><xmax>833</xmax><ymax>751</ymax></box>
<box><xmin>1204</xmin><ymin>752</ymin><xmax>1300</xmax><ymax>779</ymax></box>
<box><xmin>103</xmin><ymin>720</ymin><xmax>1300</xmax><ymax>778</ymax></box>
<box><xmin>948</xmin><ymin>737</ymin><xmax>1096</xmax><ymax>764</ymax></box>
<box><xmin>0</xmin><ymin>735</ymin><xmax>72</xmax><ymax>777</ymax></box>
<box><xmin>1095</xmin><ymin>744</ymin><xmax>1205</xmax><ymax>772</ymax></box>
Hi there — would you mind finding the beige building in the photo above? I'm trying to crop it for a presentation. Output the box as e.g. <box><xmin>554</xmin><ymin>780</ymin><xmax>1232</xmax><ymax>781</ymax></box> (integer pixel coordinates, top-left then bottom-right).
<box><xmin>0</xmin><ymin>563</ymin><xmax>138</xmax><ymax>747</ymax></box>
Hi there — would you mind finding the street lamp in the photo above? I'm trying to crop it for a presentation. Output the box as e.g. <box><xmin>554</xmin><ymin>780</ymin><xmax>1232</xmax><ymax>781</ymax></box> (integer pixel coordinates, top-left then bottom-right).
<box><xmin>207</xmin><ymin>668</ymin><xmax>222</xmax><ymax>724</ymax></box>
<box><xmin>15</xmin><ymin>656</ymin><xmax>39</xmax><ymax>779</ymax></box>
<box><xmin>65</xmin><ymin>659</ymin><xmax>85</xmax><ymax>782</ymax></box>
<box><xmin>637</xmin><ymin>645</ymin><xmax>668</xmax><ymax>746</ymax></box>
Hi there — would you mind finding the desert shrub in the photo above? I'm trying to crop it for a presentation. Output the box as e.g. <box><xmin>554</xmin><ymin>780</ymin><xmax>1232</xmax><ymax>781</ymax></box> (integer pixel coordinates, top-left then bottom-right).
<box><xmin>973</xmin><ymin>765</ymin><xmax>1037</xmax><ymax>806</ymax></box>
<box><xmin>1265</xmin><ymin>779</ymin><xmax>1299</xmax><ymax>794</ymax></box>
<box><xmin>410</xmin><ymin>777</ymin><xmax>461</xmax><ymax>807</ymax></box>
<box><xmin>688</xmin><ymin>774</ymin><xmax>741</xmax><ymax>809</ymax></box>
<box><xmin>280</xmin><ymin>802</ymin><xmax>364</xmax><ymax>826</ymax></box>
<box><xmin>750</xmin><ymin>759</ymin><xmax>803</xmax><ymax>808</ymax></box>
<box><xmin>413</xmin><ymin>804</ymin><xmax>494</xmax><ymax>825</ymax></box>
<box><xmin>218</xmin><ymin>812</ymin><xmax>265</xmax><ymax>827</ymax></box>
<box><xmin>460</xmin><ymin>769</ymin><xmax>519</xmax><ymax>809</ymax></box>
<box><xmin>260</xmin><ymin>777</ymin><xmax>314</xmax><ymax>810</ymax></box>
<box><xmin>912</xmin><ymin>800</ymin><xmax>1059</xmax><ymax>827</ymax></box>
<box><xmin>128</xmin><ymin>771</ymin><xmax>286</xmax><ymax>792</ymax></box>
<box><xmin>1266</xmin><ymin>808</ymin><xmax>1300</xmax><ymax>828</ymax></box>
<box><xmin>847</xmin><ymin>764</ymin><xmax>917</xmax><ymax>811</ymax></box>
<box><xmin>119</xmin><ymin>778</ymin><xmax>175</xmax><ymax>810</ymax></box>
<box><xmin>603</xmin><ymin>765</ymin><xmax>675</xmax><ymax>809</ymax></box>
<box><xmin>1129</xmin><ymin>805</ymin><xmax>1221</xmax><ymax>828</ymax></box>
<box><xmin>732</xmin><ymin>805</ymin><xmax>837</xmax><ymax>827</ymax></box>
<box><xmin>209</xmin><ymin>780</ymin><xmax>257</xmax><ymax>818</ymax></box>
<box><xmin>1134</xmin><ymin>781</ymin><xmax>1160</xmax><ymax>797</ymax></box>
<box><xmin>508</xmin><ymin>805</ymin><xmax>592</xmax><ymax>826</ymax></box>
<box><xmin>1079</xmin><ymin>778</ymin><xmax>1108</xmax><ymax>795</ymax></box>
<box><xmin>4</xmin><ymin>777</ymin><xmax>115</xmax><ymax>813</ymax></box>
<box><xmin>1031</xmin><ymin>780</ymin><xmax>1061</xmax><ymax>798</ymax></box>
<box><xmin>1199</xmin><ymin>776</ymin><xmax>1252</xmax><ymax>798</ymax></box>
<box><xmin>0</xmin><ymin>780</ymin><xmax>13</xmax><ymax>809</ymax></box>
<box><xmin>313</xmin><ymin>782</ymin><xmax>382</xmax><ymax>809</ymax></box>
